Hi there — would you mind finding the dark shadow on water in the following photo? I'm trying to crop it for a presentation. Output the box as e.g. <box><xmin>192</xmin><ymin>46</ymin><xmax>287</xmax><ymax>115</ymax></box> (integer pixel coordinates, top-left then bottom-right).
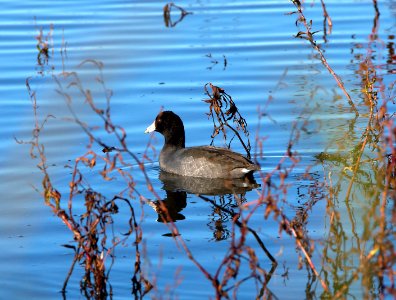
<box><xmin>148</xmin><ymin>190</ymin><xmax>187</xmax><ymax>223</ymax></box>
<box><xmin>159</xmin><ymin>170</ymin><xmax>260</xmax><ymax>196</ymax></box>
<box><xmin>147</xmin><ymin>171</ymin><xmax>260</xmax><ymax>224</ymax></box>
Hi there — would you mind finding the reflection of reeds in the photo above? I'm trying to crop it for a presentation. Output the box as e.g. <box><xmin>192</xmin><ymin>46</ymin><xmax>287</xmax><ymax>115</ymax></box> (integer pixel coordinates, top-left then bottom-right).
<box><xmin>314</xmin><ymin>2</ymin><xmax>396</xmax><ymax>297</ymax></box>
<box><xmin>21</xmin><ymin>3</ymin><xmax>396</xmax><ymax>297</ymax></box>
<box><xmin>199</xmin><ymin>194</ymin><xmax>277</xmax><ymax>297</ymax></box>
<box><xmin>23</xmin><ymin>54</ymin><xmax>161</xmax><ymax>296</ymax></box>
<box><xmin>24</xmin><ymin>74</ymin><xmax>151</xmax><ymax>297</ymax></box>
<box><xmin>34</xmin><ymin>20</ymin><xmax>53</xmax><ymax>67</ymax></box>
<box><xmin>325</xmin><ymin>68</ymin><xmax>395</xmax><ymax>298</ymax></box>
<box><xmin>163</xmin><ymin>3</ymin><xmax>191</xmax><ymax>28</ymax></box>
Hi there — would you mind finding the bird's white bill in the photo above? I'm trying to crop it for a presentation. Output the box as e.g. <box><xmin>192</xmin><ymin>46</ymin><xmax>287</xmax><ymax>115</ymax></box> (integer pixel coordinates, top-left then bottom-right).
<box><xmin>144</xmin><ymin>121</ymin><xmax>156</xmax><ymax>133</ymax></box>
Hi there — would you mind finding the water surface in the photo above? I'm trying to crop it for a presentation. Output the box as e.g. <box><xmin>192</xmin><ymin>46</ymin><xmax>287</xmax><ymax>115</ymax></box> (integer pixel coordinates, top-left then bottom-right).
<box><xmin>0</xmin><ymin>0</ymin><xmax>395</xmax><ymax>299</ymax></box>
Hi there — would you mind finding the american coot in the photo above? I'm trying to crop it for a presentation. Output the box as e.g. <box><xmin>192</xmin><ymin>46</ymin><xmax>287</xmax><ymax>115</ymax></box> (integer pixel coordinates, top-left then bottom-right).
<box><xmin>145</xmin><ymin>111</ymin><xmax>260</xmax><ymax>179</ymax></box>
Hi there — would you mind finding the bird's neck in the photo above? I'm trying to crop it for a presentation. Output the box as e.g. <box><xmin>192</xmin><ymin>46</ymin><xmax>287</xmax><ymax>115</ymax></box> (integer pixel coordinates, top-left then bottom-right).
<box><xmin>165</xmin><ymin>130</ymin><xmax>185</xmax><ymax>149</ymax></box>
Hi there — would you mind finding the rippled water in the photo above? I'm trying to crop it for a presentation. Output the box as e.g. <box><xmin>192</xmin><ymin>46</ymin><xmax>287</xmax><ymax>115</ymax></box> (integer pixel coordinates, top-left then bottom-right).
<box><xmin>1</xmin><ymin>0</ymin><xmax>395</xmax><ymax>299</ymax></box>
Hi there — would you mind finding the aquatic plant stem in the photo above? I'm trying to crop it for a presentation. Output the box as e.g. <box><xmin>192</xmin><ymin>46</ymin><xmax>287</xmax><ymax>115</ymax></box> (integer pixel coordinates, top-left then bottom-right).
<box><xmin>344</xmin><ymin>129</ymin><xmax>369</xmax><ymax>202</ymax></box>
<box><xmin>291</xmin><ymin>0</ymin><xmax>359</xmax><ymax>116</ymax></box>
<box><xmin>204</xmin><ymin>83</ymin><xmax>252</xmax><ymax>158</ymax></box>
<box><xmin>345</xmin><ymin>62</ymin><xmax>376</xmax><ymax>201</ymax></box>
<box><xmin>320</xmin><ymin>0</ymin><xmax>332</xmax><ymax>28</ymax></box>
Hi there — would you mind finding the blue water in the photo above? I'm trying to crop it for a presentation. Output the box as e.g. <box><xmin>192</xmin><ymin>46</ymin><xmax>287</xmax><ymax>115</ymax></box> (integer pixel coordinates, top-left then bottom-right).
<box><xmin>0</xmin><ymin>0</ymin><xmax>395</xmax><ymax>299</ymax></box>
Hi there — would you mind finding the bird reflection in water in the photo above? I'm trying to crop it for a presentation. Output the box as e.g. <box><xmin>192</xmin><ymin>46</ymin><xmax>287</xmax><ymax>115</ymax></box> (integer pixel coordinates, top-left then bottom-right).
<box><xmin>147</xmin><ymin>171</ymin><xmax>260</xmax><ymax>240</ymax></box>
<box><xmin>147</xmin><ymin>190</ymin><xmax>187</xmax><ymax>223</ymax></box>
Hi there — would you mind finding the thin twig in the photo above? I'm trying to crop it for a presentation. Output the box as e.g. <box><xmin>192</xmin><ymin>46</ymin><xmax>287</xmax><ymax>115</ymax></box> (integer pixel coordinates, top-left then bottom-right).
<box><xmin>291</xmin><ymin>0</ymin><xmax>359</xmax><ymax>116</ymax></box>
